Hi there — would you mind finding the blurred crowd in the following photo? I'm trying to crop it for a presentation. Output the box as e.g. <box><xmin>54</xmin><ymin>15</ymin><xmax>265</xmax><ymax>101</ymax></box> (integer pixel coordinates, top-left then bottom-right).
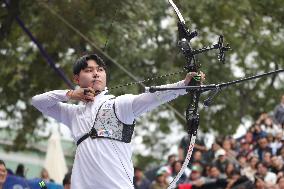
<box><xmin>0</xmin><ymin>161</ymin><xmax>71</xmax><ymax>189</ymax></box>
<box><xmin>134</xmin><ymin>95</ymin><xmax>284</xmax><ymax>189</ymax></box>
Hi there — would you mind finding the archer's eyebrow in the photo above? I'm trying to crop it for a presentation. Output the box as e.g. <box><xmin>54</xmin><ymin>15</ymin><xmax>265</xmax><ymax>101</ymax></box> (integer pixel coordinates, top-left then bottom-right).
<box><xmin>86</xmin><ymin>65</ymin><xmax>97</xmax><ymax>68</ymax></box>
<box><xmin>86</xmin><ymin>65</ymin><xmax>104</xmax><ymax>70</ymax></box>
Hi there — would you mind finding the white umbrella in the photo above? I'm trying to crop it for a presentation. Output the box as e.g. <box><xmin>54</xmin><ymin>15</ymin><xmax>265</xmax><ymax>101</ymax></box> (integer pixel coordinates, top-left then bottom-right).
<box><xmin>44</xmin><ymin>126</ymin><xmax>68</xmax><ymax>184</ymax></box>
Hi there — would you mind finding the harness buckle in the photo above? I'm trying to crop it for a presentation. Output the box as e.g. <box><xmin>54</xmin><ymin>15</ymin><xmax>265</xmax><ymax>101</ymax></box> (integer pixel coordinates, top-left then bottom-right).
<box><xmin>89</xmin><ymin>127</ymin><xmax>98</xmax><ymax>139</ymax></box>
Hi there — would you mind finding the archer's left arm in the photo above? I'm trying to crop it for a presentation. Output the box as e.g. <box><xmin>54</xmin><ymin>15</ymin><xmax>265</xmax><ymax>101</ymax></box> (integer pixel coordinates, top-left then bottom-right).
<box><xmin>114</xmin><ymin>80</ymin><xmax>187</xmax><ymax>124</ymax></box>
<box><xmin>115</xmin><ymin>72</ymin><xmax>205</xmax><ymax>123</ymax></box>
<box><xmin>131</xmin><ymin>71</ymin><xmax>205</xmax><ymax>118</ymax></box>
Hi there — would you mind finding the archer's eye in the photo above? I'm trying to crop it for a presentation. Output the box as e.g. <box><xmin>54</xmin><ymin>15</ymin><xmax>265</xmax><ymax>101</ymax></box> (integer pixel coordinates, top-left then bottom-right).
<box><xmin>85</xmin><ymin>68</ymin><xmax>92</xmax><ymax>72</ymax></box>
<box><xmin>98</xmin><ymin>67</ymin><xmax>104</xmax><ymax>72</ymax></box>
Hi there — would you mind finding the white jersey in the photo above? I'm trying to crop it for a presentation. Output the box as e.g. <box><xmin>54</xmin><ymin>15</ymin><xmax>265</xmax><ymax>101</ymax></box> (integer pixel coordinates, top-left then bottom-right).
<box><xmin>31</xmin><ymin>81</ymin><xmax>187</xmax><ymax>189</ymax></box>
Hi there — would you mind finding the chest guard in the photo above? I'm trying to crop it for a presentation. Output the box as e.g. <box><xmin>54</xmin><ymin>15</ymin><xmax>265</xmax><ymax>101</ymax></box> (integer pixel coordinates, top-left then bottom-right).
<box><xmin>77</xmin><ymin>98</ymin><xmax>135</xmax><ymax>146</ymax></box>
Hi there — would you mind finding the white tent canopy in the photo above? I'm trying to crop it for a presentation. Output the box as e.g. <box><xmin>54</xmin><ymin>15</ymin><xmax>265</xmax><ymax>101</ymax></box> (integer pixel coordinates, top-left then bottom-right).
<box><xmin>44</xmin><ymin>126</ymin><xmax>68</xmax><ymax>184</ymax></box>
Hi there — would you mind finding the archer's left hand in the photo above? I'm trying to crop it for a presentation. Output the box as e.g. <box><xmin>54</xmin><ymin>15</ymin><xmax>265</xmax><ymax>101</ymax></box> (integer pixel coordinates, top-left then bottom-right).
<box><xmin>184</xmin><ymin>71</ymin><xmax>206</xmax><ymax>85</ymax></box>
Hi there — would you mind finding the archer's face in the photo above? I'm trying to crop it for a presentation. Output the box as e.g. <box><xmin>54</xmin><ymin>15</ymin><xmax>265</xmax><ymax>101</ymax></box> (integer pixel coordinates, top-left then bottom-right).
<box><xmin>74</xmin><ymin>60</ymin><xmax>106</xmax><ymax>91</ymax></box>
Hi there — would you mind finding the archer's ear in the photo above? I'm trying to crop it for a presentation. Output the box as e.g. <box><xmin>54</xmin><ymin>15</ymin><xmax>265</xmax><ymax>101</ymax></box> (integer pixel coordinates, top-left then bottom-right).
<box><xmin>73</xmin><ymin>75</ymin><xmax>79</xmax><ymax>85</ymax></box>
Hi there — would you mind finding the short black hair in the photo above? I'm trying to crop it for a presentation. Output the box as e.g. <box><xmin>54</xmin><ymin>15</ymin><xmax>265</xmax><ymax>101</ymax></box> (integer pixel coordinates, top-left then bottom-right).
<box><xmin>0</xmin><ymin>159</ymin><xmax>6</xmax><ymax>167</ymax></box>
<box><xmin>73</xmin><ymin>53</ymin><xmax>106</xmax><ymax>75</ymax></box>
<box><xmin>15</xmin><ymin>163</ymin><xmax>25</xmax><ymax>177</ymax></box>
<box><xmin>63</xmin><ymin>172</ymin><xmax>71</xmax><ymax>185</ymax></box>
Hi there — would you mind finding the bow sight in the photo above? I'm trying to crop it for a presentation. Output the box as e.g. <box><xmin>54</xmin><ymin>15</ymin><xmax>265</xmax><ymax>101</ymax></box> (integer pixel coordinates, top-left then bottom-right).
<box><xmin>176</xmin><ymin>18</ymin><xmax>230</xmax><ymax>72</ymax></box>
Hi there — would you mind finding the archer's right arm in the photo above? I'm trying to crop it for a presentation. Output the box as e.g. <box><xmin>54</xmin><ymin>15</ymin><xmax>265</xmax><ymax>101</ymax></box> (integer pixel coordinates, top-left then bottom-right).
<box><xmin>31</xmin><ymin>90</ymin><xmax>76</xmax><ymax>128</ymax></box>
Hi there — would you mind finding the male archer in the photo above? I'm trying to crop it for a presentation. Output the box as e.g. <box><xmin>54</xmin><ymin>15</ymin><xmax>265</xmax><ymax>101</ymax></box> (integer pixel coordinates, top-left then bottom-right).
<box><xmin>32</xmin><ymin>53</ymin><xmax>205</xmax><ymax>189</ymax></box>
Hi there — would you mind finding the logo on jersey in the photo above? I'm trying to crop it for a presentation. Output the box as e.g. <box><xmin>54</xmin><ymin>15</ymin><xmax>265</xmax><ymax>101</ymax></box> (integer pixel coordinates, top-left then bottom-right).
<box><xmin>97</xmin><ymin>129</ymin><xmax>113</xmax><ymax>137</ymax></box>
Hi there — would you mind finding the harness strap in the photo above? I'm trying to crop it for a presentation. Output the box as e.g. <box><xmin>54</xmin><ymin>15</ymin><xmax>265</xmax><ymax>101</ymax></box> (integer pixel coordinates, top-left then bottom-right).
<box><xmin>77</xmin><ymin>133</ymin><xmax>89</xmax><ymax>146</ymax></box>
<box><xmin>77</xmin><ymin>128</ymin><xmax>98</xmax><ymax>146</ymax></box>
<box><xmin>76</xmin><ymin>127</ymin><xmax>99</xmax><ymax>146</ymax></box>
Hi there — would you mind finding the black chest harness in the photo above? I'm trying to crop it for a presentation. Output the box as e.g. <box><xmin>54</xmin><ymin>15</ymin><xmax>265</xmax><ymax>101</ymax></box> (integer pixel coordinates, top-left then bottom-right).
<box><xmin>77</xmin><ymin>98</ymin><xmax>135</xmax><ymax>146</ymax></box>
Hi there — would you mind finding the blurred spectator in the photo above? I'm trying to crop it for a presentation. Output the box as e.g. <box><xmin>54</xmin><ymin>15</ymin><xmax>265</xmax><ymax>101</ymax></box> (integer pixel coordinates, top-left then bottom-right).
<box><xmin>208</xmin><ymin>165</ymin><xmax>226</xmax><ymax>180</ymax></box>
<box><xmin>270</xmin><ymin>133</ymin><xmax>283</xmax><ymax>155</ymax></box>
<box><xmin>270</xmin><ymin>156</ymin><xmax>284</xmax><ymax>177</ymax></box>
<box><xmin>15</xmin><ymin>163</ymin><xmax>25</xmax><ymax>178</ymax></box>
<box><xmin>242</xmin><ymin>156</ymin><xmax>259</xmax><ymax>182</ymax></box>
<box><xmin>185</xmin><ymin>163</ymin><xmax>204</xmax><ymax>187</ymax></box>
<box><xmin>260</xmin><ymin>115</ymin><xmax>281</xmax><ymax>136</ymax></box>
<box><xmin>252</xmin><ymin>123</ymin><xmax>267</xmax><ymax>142</ymax></box>
<box><xmin>238</xmin><ymin>138</ymin><xmax>252</xmax><ymax>156</ymax></box>
<box><xmin>40</xmin><ymin>168</ymin><xmax>54</xmax><ymax>182</ymax></box>
<box><xmin>171</xmin><ymin>161</ymin><xmax>187</xmax><ymax>186</ymax></box>
<box><xmin>144</xmin><ymin>166</ymin><xmax>160</xmax><ymax>183</ymax></box>
<box><xmin>278</xmin><ymin>176</ymin><xmax>284</xmax><ymax>189</ymax></box>
<box><xmin>238</xmin><ymin>138</ymin><xmax>253</xmax><ymax>158</ymax></box>
<box><xmin>262</xmin><ymin>151</ymin><xmax>272</xmax><ymax>166</ymax></box>
<box><xmin>254</xmin><ymin>136</ymin><xmax>272</xmax><ymax>161</ymax></box>
<box><xmin>167</xmin><ymin>154</ymin><xmax>177</xmax><ymax>166</ymax></box>
<box><xmin>229</xmin><ymin>138</ymin><xmax>238</xmax><ymax>152</ymax></box>
<box><xmin>150</xmin><ymin>169</ymin><xmax>168</xmax><ymax>189</ymax></box>
<box><xmin>266</xmin><ymin>133</ymin><xmax>274</xmax><ymax>145</ymax></box>
<box><xmin>63</xmin><ymin>172</ymin><xmax>71</xmax><ymax>189</ymax></box>
<box><xmin>225</xmin><ymin>162</ymin><xmax>236</xmax><ymax>179</ymax></box>
<box><xmin>274</xmin><ymin>95</ymin><xmax>284</xmax><ymax>126</ymax></box>
<box><xmin>222</xmin><ymin>139</ymin><xmax>237</xmax><ymax>159</ymax></box>
<box><xmin>256</xmin><ymin>162</ymin><xmax>277</xmax><ymax>186</ymax></box>
<box><xmin>164</xmin><ymin>154</ymin><xmax>176</xmax><ymax>176</ymax></box>
<box><xmin>0</xmin><ymin>160</ymin><xmax>7</xmax><ymax>189</ymax></box>
<box><xmin>214</xmin><ymin>148</ymin><xmax>228</xmax><ymax>173</ymax></box>
<box><xmin>253</xmin><ymin>176</ymin><xmax>266</xmax><ymax>189</ymax></box>
<box><xmin>244</xmin><ymin>131</ymin><xmax>254</xmax><ymax>145</ymax></box>
<box><xmin>161</xmin><ymin>166</ymin><xmax>173</xmax><ymax>184</ymax></box>
<box><xmin>237</xmin><ymin>155</ymin><xmax>247</xmax><ymax>169</ymax></box>
<box><xmin>200</xmin><ymin>165</ymin><xmax>227</xmax><ymax>189</ymax></box>
<box><xmin>192</xmin><ymin>150</ymin><xmax>205</xmax><ymax>166</ymax></box>
<box><xmin>178</xmin><ymin>135</ymin><xmax>206</xmax><ymax>162</ymax></box>
<box><xmin>134</xmin><ymin>167</ymin><xmax>151</xmax><ymax>189</ymax></box>
<box><xmin>202</xmin><ymin>142</ymin><xmax>219</xmax><ymax>163</ymax></box>
<box><xmin>224</xmin><ymin>169</ymin><xmax>252</xmax><ymax>189</ymax></box>
<box><xmin>184</xmin><ymin>164</ymin><xmax>228</xmax><ymax>189</ymax></box>
<box><xmin>256</xmin><ymin>113</ymin><xmax>269</xmax><ymax>126</ymax></box>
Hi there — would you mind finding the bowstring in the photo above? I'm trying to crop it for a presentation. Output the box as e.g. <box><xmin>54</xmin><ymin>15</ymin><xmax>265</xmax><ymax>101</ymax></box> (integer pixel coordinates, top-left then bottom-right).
<box><xmin>108</xmin><ymin>69</ymin><xmax>186</xmax><ymax>91</ymax></box>
<box><xmin>100</xmin><ymin>6</ymin><xmax>136</xmax><ymax>188</ymax></box>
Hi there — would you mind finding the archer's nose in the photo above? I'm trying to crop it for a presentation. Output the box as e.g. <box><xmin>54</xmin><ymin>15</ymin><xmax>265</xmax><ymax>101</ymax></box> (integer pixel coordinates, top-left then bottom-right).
<box><xmin>93</xmin><ymin>71</ymin><xmax>99</xmax><ymax>78</ymax></box>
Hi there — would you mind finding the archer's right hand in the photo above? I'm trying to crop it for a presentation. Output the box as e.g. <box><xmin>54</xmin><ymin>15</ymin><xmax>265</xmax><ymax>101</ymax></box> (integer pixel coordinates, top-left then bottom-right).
<box><xmin>66</xmin><ymin>87</ymin><xmax>96</xmax><ymax>103</ymax></box>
